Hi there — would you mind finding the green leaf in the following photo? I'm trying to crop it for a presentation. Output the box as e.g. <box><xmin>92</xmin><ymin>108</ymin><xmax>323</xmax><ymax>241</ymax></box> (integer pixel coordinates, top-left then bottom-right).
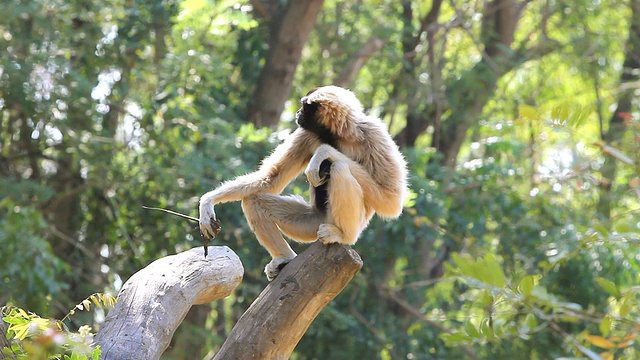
<box><xmin>592</xmin><ymin>224</ymin><xmax>610</xmax><ymax>237</ymax></box>
<box><xmin>568</xmin><ymin>106</ymin><xmax>589</xmax><ymax>129</ymax></box>
<box><xmin>480</xmin><ymin>318</ymin><xmax>494</xmax><ymax>339</ymax></box>
<box><xmin>551</xmin><ymin>102</ymin><xmax>571</xmax><ymax>123</ymax></box>
<box><xmin>595</xmin><ymin>277</ymin><xmax>620</xmax><ymax>297</ymax></box>
<box><xmin>519</xmin><ymin>275</ymin><xmax>537</xmax><ymax>296</ymax></box>
<box><xmin>440</xmin><ymin>332</ymin><xmax>471</xmax><ymax>344</ymax></box>
<box><xmin>475</xmin><ymin>290</ymin><xmax>493</xmax><ymax>307</ymax></box>
<box><xmin>615</xmin><ymin>222</ymin><xmax>634</xmax><ymax>233</ymax></box>
<box><xmin>519</xmin><ymin>104</ymin><xmax>539</xmax><ymax>121</ymax></box>
<box><xmin>525</xmin><ymin>313</ymin><xmax>537</xmax><ymax>330</ymax></box>
<box><xmin>619</xmin><ymin>296</ymin><xmax>632</xmax><ymax>317</ymax></box>
<box><xmin>599</xmin><ymin>316</ymin><xmax>612</xmax><ymax>337</ymax></box>
<box><xmin>483</xmin><ymin>254</ymin><xmax>506</xmax><ymax>287</ymax></box>
<box><xmin>464</xmin><ymin>320</ymin><xmax>481</xmax><ymax>338</ymax></box>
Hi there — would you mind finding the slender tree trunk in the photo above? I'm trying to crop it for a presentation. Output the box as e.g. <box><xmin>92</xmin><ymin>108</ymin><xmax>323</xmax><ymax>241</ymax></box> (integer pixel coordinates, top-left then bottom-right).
<box><xmin>434</xmin><ymin>0</ymin><xmax>522</xmax><ymax>167</ymax></box>
<box><xmin>597</xmin><ymin>0</ymin><xmax>640</xmax><ymax>219</ymax></box>
<box><xmin>334</xmin><ymin>37</ymin><xmax>386</xmax><ymax>87</ymax></box>
<box><xmin>247</xmin><ymin>0</ymin><xmax>324</xmax><ymax>127</ymax></box>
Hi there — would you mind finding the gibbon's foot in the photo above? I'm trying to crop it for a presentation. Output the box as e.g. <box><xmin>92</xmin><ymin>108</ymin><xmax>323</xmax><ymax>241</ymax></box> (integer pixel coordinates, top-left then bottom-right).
<box><xmin>264</xmin><ymin>256</ymin><xmax>296</xmax><ymax>281</ymax></box>
<box><xmin>317</xmin><ymin>224</ymin><xmax>345</xmax><ymax>244</ymax></box>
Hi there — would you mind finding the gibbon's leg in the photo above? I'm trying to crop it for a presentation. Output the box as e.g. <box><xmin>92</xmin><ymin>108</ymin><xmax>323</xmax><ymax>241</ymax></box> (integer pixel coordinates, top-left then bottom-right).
<box><xmin>319</xmin><ymin>161</ymin><xmax>367</xmax><ymax>245</ymax></box>
<box><xmin>241</xmin><ymin>193</ymin><xmax>324</xmax><ymax>280</ymax></box>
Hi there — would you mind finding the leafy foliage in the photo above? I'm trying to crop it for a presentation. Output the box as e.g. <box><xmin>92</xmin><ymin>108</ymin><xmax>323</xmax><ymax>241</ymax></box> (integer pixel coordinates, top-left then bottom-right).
<box><xmin>2</xmin><ymin>306</ymin><xmax>101</xmax><ymax>360</ymax></box>
<box><xmin>1</xmin><ymin>0</ymin><xmax>639</xmax><ymax>359</ymax></box>
<box><xmin>0</xmin><ymin>201</ymin><xmax>70</xmax><ymax>314</ymax></box>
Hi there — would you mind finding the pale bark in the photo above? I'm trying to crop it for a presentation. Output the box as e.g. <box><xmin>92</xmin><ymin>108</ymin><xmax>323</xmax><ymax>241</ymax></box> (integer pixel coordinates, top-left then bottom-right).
<box><xmin>95</xmin><ymin>246</ymin><xmax>243</xmax><ymax>360</ymax></box>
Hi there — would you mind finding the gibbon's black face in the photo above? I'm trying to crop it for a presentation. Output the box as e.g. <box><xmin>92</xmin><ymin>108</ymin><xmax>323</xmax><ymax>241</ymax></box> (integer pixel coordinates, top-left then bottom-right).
<box><xmin>296</xmin><ymin>101</ymin><xmax>338</xmax><ymax>148</ymax></box>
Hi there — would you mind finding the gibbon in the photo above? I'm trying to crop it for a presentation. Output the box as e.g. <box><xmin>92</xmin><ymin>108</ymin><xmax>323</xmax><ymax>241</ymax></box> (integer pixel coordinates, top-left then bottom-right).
<box><xmin>199</xmin><ymin>86</ymin><xmax>407</xmax><ymax>280</ymax></box>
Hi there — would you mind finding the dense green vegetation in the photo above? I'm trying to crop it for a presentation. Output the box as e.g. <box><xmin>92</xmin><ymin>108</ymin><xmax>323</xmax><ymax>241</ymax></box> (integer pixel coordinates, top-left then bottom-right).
<box><xmin>1</xmin><ymin>0</ymin><xmax>639</xmax><ymax>358</ymax></box>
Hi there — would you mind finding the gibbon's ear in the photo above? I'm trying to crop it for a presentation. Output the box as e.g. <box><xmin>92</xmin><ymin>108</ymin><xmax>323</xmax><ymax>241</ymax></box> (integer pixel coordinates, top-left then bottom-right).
<box><xmin>301</xmin><ymin>86</ymin><xmax>365</xmax><ymax>141</ymax></box>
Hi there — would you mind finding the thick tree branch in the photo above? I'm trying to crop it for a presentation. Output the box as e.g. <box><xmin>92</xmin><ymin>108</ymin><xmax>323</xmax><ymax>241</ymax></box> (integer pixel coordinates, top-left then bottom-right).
<box><xmin>95</xmin><ymin>246</ymin><xmax>243</xmax><ymax>360</ymax></box>
<box><xmin>214</xmin><ymin>242</ymin><xmax>363</xmax><ymax>360</ymax></box>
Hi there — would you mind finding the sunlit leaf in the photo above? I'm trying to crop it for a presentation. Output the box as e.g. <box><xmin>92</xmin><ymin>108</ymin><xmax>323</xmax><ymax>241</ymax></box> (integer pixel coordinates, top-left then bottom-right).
<box><xmin>82</xmin><ymin>299</ymin><xmax>91</xmax><ymax>311</ymax></box>
<box><xmin>481</xmin><ymin>318</ymin><xmax>494</xmax><ymax>339</ymax></box>
<box><xmin>619</xmin><ymin>296</ymin><xmax>632</xmax><ymax>318</ymax></box>
<box><xmin>599</xmin><ymin>351</ymin><xmax>614</xmax><ymax>360</ymax></box>
<box><xmin>483</xmin><ymin>254</ymin><xmax>506</xmax><ymax>287</ymax></box>
<box><xmin>595</xmin><ymin>277</ymin><xmax>620</xmax><ymax>297</ymax></box>
<box><xmin>519</xmin><ymin>104</ymin><xmax>539</xmax><ymax>121</ymax></box>
<box><xmin>585</xmin><ymin>334</ymin><xmax>615</xmax><ymax>349</ymax></box>
<box><xmin>568</xmin><ymin>106</ymin><xmax>590</xmax><ymax>129</ymax></box>
<box><xmin>551</xmin><ymin>102</ymin><xmax>571</xmax><ymax>123</ymax></box>
<box><xmin>599</xmin><ymin>316</ymin><xmax>612</xmax><ymax>337</ymax></box>
<box><xmin>519</xmin><ymin>275</ymin><xmax>537</xmax><ymax>296</ymax></box>
<box><xmin>475</xmin><ymin>290</ymin><xmax>493</xmax><ymax>307</ymax></box>
<box><xmin>465</xmin><ymin>320</ymin><xmax>480</xmax><ymax>338</ymax></box>
<box><xmin>440</xmin><ymin>332</ymin><xmax>471</xmax><ymax>344</ymax></box>
<box><xmin>525</xmin><ymin>313</ymin><xmax>537</xmax><ymax>330</ymax></box>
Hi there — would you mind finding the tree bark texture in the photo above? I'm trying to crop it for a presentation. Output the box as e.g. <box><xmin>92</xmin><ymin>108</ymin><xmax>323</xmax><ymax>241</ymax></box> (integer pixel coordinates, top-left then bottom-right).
<box><xmin>213</xmin><ymin>242</ymin><xmax>363</xmax><ymax>360</ymax></box>
<box><xmin>247</xmin><ymin>0</ymin><xmax>324</xmax><ymax>127</ymax></box>
<box><xmin>0</xmin><ymin>318</ymin><xmax>11</xmax><ymax>359</ymax></box>
<box><xmin>95</xmin><ymin>246</ymin><xmax>243</xmax><ymax>360</ymax></box>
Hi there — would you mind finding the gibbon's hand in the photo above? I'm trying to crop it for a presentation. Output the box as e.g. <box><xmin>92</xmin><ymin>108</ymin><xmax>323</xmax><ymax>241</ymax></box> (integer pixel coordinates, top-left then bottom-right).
<box><xmin>305</xmin><ymin>145</ymin><xmax>337</xmax><ymax>187</ymax></box>
<box><xmin>199</xmin><ymin>198</ymin><xmax>221</xmax><ymax>240</ymax></box>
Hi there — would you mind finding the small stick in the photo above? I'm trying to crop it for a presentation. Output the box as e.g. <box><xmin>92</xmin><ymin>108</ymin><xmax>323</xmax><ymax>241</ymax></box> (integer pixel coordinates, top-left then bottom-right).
<box><xmin>141</xmin><ymin>206</ymin><xmax>199</xmax><ymax>222</ymax></box>
<box><xmin>142</xmin><ymin>206</ymin><xmax>220</xmax><ymax>258</ymax></box>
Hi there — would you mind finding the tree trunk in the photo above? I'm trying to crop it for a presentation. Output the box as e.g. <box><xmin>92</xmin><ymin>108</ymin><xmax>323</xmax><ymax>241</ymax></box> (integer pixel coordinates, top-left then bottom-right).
<box><xmin>0</xmin><ymin>317</ymin><xmax>11</xmax><ymax>360</ymax></box>
<box><xmin>95</xmin><ymin>246</ymin><xmax>243</xmax><ymax>360</ymax></box>
<box><xmin>434</xmin><ymin>0</ymin><xmax>522</xmax><ymax>167</ymax></box>
<box><xmin>247</xmin><ymin>0</ymin><xmax>324</xmax><ymax>127</ymax></box>
<box><xmin>597</xmin><ymin>0</ymin><xmax>640</xmax><ymax>219</ymax></box>
<box><xmin>213</xmin><ymin>242</ymin><xmax>362</xmax><ymax>360</ymax></box>
<box><xmin>334</xmin><ymin>37</ymin><xmax>386</xmax><ymax>87</ymax></box>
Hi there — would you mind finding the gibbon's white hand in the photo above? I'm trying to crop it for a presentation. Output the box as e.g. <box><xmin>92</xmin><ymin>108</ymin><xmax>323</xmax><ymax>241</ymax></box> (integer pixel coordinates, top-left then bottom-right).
<box><xmin>305</xmin><ymin>144</ymin><xmax>336</xmax><ymax>187</ymax></box>
<box><xmin>199</xmin><ymin>196</ymin><xmax>220</xmax><ymax>240</ymax></box>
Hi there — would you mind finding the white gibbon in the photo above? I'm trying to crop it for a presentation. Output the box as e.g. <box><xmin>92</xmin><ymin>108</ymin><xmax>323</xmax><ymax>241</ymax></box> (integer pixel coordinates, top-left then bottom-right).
<box><xmin>199</xmin><ymin>86</ymin><xmax>407</xmax><ymax>280</ymax></box>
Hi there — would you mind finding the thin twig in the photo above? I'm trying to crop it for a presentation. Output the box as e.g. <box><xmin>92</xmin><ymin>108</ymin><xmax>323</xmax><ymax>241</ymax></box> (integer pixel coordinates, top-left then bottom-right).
<box><xmin>141</xmin><ymin>206</ymin><xmax>199</xmax><ymax>222</ymax></box>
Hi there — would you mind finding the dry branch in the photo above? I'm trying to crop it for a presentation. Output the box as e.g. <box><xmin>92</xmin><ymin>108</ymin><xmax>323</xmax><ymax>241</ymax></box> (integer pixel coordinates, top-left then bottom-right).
<box><xmin>214</xmin><ymin>241</ymin><xmax>363</xmax><ymax>360</ymax></box>
<box><xmin>95</xmin><ymin>246</ymin><xmax>243</xmax><ymax>360</ymax></box>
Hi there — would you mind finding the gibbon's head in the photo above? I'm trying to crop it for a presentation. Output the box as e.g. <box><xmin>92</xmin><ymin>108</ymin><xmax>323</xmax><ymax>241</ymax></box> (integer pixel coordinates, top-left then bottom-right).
<box><xmin>296</xmin><ymin>86</ymin><xmax>364</xmax><ymax>142</ymax></box>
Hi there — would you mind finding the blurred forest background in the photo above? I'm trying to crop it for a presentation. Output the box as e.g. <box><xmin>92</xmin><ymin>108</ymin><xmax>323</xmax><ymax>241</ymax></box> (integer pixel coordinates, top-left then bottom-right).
<box><xmin>1</xmin><ymin>0</ymin><xmax>639</xmax><ymax>359</ymax></box>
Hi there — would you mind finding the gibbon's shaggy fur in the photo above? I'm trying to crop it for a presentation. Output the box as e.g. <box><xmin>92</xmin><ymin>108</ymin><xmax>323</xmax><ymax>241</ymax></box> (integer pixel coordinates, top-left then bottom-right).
<box><xmin>199</xmin><ymin>86</ymin><xmax>407</xmax><ymax>280</ymax></box>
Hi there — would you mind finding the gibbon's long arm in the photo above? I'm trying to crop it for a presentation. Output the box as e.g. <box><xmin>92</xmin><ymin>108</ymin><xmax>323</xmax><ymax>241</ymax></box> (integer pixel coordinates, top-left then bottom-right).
<box><xmin>199</xmin><ymin>128</ymin><xmax>319</xmax><ymax>239</ymax></box>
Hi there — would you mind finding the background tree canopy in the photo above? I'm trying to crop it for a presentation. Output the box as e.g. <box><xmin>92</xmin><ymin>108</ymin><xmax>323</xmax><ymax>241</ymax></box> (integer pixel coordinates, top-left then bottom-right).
<box><xmin>1</xmin><ymin>0</ymin><xmax>639</xmax><ymax>359</ymax></box>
